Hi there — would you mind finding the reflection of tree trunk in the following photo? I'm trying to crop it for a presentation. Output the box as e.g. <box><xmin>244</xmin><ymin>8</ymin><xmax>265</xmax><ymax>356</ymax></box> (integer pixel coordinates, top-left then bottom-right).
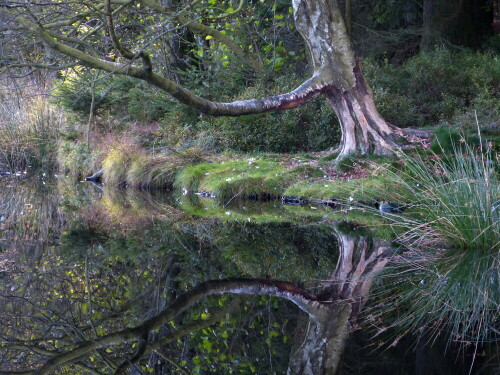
<box><xmin>288</xmin><ymin>228</ymin><xmax>393</xmax><ymax>375</ymax></box>
<box><xmin>288</xmin><ymin>302</ymin><xmax>351</xmax><ymax>375</ymax></box>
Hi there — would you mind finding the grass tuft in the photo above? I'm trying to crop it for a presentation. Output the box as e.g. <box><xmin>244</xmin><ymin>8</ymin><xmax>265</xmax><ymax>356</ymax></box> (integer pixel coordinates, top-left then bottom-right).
<box><xmin>380</xmin><ymin>142</ymin><xmax>498</xmax><ymax>252</ymax></box>
<box><xmin>0</xmin><ymin>94</ymin><xmax>64</xmax><ymax>172</ymax></box>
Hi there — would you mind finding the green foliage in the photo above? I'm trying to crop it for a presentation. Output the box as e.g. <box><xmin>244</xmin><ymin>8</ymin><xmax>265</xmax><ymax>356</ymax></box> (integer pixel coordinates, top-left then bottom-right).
<box><xmin>54</xmin><ymin>71</ymin><xmax>173</xmax><ymax>123</ymax></box>
<box><xmin>54</xmin><ymin>70</ymin><xmax>111</xmax><ymax>115</ymax></box>
<box><xmin>57</xmin><ymin>140</ymin><xmax>102</xmax><ymax>180</ymax></box>
<box><xmin>364</xmin><ymin>48</ymin><xmax>500</xmax><ymax>128</ymax></box>
<box><xmin>125</xmin><ymin>86</ymin><xmax>172</xmax><ymax>122</ymax></box>
<box><xmin>202</xmin><ymin>76</ymin><xmax>340</xmax><ymax>153</ymax></box>
<box><xmin>430</xmin><ymin>127</ymin><xmax>480</xmax><ymax>153</ymax></box>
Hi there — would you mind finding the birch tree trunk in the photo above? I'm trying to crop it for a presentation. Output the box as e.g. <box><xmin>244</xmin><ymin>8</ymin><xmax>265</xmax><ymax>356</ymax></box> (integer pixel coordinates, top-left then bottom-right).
<box><xmin>292</xmin><ymin>0</ymin><xmax>401</xmax><ymax>158</ymax></box>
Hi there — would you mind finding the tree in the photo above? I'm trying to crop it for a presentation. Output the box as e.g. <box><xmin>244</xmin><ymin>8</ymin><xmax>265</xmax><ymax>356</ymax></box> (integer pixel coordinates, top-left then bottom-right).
<box><xmin>1</xmin><ymin>0</ymin><xmax>406</xmax><ymax>159</ymax></box>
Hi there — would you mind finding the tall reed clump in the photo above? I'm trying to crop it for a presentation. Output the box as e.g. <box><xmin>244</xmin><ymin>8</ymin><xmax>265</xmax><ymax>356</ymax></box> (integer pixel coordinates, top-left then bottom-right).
<box><xmin>0</xmin><ymin>95</ymin><xmax>64</xmax><ymax>172</ymax></box>
<box><xmin>383</xmin><ymin>142</ymin><xmax>498</xmax><ymax>252</ymax></box>
<box><xmin>366</xmin><ymin>141</ymin><xmax>499</xmax><ymax>348</ymax></box>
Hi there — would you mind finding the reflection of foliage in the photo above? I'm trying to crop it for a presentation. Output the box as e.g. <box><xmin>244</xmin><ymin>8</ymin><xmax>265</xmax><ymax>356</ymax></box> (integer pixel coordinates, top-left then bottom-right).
<box><xmin>214</xmin><ymin>221</ymin><xmax>338</xmax><ymax>281</ymax></box>
<box><xmin>178</xmin><ymin>295</ymin><xmax>296</xmax><ymax>374</ymax></box>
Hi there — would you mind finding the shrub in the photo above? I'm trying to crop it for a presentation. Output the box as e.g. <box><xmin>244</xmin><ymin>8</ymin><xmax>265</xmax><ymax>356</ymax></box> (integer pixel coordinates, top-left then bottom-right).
<box><xmin>57</xmin><ymin>140</ymin><xmax>103</xmax><ymax>180</ymax></box>
<box><xmin>364</xmin><ymin>48</ymin><xmax>500</xmax><ymax>128</ymax></box>
<box><xmin>203</xmin><ymin>76</ymin><xmax>340</xmax><ymax>153</ymax></box>
<box><xmin>54</xmin><ymin>70</ymin><xmax>173</xmax><ymax>123</ymax></box>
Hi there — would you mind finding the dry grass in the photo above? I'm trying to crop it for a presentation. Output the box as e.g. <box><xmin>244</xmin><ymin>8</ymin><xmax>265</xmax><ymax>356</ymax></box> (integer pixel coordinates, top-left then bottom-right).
<box><xmin>0</xmin><ymin>93</ymin><xmax>64</xmax><ymax>172</ymax></box>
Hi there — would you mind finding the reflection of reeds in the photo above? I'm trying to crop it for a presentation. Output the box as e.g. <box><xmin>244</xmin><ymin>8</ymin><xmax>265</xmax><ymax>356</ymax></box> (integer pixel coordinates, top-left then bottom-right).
<box><xmin>0</xmin><ymin>179</ymin><xmax>65</xmax><ymax>266</ymax></box>
<box><xmin>0</xmin><ymin>93</ymin><xmax>64</xmax><ymax>172</ymax></box>
<box><xmin>89</xmin><ymin>186</ymin><xmax>186</xmax><ymax>231</ymax></box>
<box><xmin>371</xmin><ymin>248</ymin><xmax>500</xmax><ymax>347</ymax></box>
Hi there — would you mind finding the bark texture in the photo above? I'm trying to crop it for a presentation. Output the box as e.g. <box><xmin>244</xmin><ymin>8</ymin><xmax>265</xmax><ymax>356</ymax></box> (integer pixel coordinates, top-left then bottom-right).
<box><xmin>292</xmin><ymin>0</ymin><xmax>400</xmax><ymax>158</ymax></box>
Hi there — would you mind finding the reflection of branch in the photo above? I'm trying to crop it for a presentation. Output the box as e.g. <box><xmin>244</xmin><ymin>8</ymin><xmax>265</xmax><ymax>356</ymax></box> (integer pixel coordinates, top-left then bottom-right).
<box><xmin>21</xmin><ymin>279</ymin><xmax>319</xmax><ymax>375</ymax></box>
<box><xmin>114</xmin><ymin>297</ymin><xmax>244</xmax><ymax>374</ymax></box>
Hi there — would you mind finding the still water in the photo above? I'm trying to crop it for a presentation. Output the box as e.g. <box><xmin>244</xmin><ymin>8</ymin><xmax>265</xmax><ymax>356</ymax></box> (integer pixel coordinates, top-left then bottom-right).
<box><xmin>0</xmin><ymin>177</ymin><xmax>498</xmax><ymax>374</ymax></box>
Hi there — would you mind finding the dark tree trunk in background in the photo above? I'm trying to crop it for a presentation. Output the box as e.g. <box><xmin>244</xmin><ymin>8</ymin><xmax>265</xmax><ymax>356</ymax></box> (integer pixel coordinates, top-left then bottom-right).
<box><xmin>421</xmin><ymin>0</ymin><xmax>493</xmax><ymax>50</ymax></box>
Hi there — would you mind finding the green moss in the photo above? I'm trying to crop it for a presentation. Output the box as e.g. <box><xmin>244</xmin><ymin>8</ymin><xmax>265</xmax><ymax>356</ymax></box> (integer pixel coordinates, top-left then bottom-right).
<box><xmin>175</xmin><ymin>157</ymin><xmax>323</xmax><ymax>201</ymax></box>
<box><xmin>284</xmin><ymin>176</ymin><xmax>406</xmax><ymax>203</ymax></box>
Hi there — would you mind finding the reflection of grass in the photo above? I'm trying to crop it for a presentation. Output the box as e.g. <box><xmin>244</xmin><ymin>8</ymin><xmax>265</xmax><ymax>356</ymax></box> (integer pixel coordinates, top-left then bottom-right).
<box><xmin>373</xmin><ymin>248</ymin><xmax>500</xmax><ymax>346</ymax></box>
<box><xmin>177</xmin><ymin>194</ymin><xmax>315</xmax><ymax>224</ymax></box>
<box><xmin>177</xmin><ymin>193</ymin><xmax>396</xmax><ymax>239</ymax></box>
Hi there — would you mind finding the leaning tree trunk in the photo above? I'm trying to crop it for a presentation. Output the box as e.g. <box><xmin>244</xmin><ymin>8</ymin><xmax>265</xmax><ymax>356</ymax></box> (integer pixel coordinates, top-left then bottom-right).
<box><xmin>293</xmin><ymin>0</ymin><xmax>400</xmax><ymax>159</ymax></box>
<box><xmin>293</xmin><ymin>0</ymin><xmax>399</xmax><ymax>158</ymax></box>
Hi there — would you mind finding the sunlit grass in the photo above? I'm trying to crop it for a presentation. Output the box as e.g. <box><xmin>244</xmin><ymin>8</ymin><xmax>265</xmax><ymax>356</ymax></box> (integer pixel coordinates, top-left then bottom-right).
<box><xmin>102</xmin><ymin>140</ymin><xmax>205</xmax><ymax>188</ymax></box>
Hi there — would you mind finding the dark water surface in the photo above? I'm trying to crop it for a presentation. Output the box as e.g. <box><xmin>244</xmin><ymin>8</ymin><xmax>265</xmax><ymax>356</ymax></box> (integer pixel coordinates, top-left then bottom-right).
<box><xmin>0</xmin><ymin>178</ymin><xmax>498</xmax><ymax>374</ymax></box>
